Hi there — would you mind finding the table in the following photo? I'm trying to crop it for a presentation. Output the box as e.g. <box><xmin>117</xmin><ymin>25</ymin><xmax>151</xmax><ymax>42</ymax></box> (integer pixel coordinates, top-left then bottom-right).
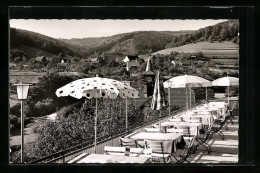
<box><xmin>193</xmin><ymin>108</ymin><xmax>220</xmax><ymax>118</ymax></box>
<box><xmin>179</xmin><ymin>114</ymin><xmax>214</xmax><ymax>128</ymax></box>
<box><xmin>130</xmin><ymin>132</ymin><xmax>182</xmax><ymax>153</ymax></box>
<box><xmin>68</xmin><ymin>153</ymin><xmax>150</xmax><ymax>163</ymax></box>
<box><xmin>160</xmin><ymin>122</ymin><xmax>202</xmax><ymax>136</ymax></box>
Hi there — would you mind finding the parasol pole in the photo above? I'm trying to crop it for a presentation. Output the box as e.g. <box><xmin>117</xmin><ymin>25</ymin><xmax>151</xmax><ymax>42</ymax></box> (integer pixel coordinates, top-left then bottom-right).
<box><xmin>159</xmin><ymin>110</ymin><xmax>162</xmax><ymax>132</ymax></box>
<box><xmin>205</xmin><ymin>87</ymin><xmax>208</xmax><ymax>101</ymax></box>
<box><xmin>228</xmin><ymin>86</ymin><xmax>230</xmax><ymax>106</ymax></box>
<box><xmin>185</xmin><ymin>87</ymin><xmax>188</xmax><ymax>111</ymax></box>
<box><xmin>168</xmin><ymin>81</ymin><xmax>171</xmax><ymax>116</ymax></box>
<box><xmin>94</xmin><ymin>97</ymin><xmax>98</xmax><ymax>154</ymax></box>
<box><xmin>126</xmin><ymin>97</ymin><xmax>128</xmax><ymax>130</ymax></box>
<box><xmin>189</xmin><ymin>88</ymin><xmax>192</xmax><ymax>109</ymax></box>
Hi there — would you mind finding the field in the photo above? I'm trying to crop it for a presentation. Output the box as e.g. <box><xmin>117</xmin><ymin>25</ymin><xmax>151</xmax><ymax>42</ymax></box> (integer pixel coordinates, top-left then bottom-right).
<box><xmin>153</xmin><ymin>41</ymin><xmax>239</xmax><ymax>58</ymax></box>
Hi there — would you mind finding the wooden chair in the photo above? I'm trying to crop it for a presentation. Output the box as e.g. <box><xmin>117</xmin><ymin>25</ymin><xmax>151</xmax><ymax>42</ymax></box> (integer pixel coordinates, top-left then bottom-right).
<box><xmin>145</xmin><ymin>140</ymin><xmax>172</xmax><ymax>163</ymax></box>
<box><xmin>171</xmin><ymin>137</ymin><xmax>195</xmax><ymax>163</ymax></box>
<box><xmin>152</xmin><ymin>124</ymin><xmax>160</xmax><ymax>128</ymax></box>
<box><xmin>226</xmin><ymin>103</ymin><xmax>236</xmax><ymax>124</ymax></box>
<box><xmin>119</xmin><ymin>138</ymin><xmax>137</xmax><ymax>148</ymax></box>
<box><xmin>136</xmin><ymin>140</ymin><xmax>145</xmax><ymax>148</ymax></box>
<box><xmin>166</xmin><ymin>128</ymin><xmax>183</xmax><ymax>134</ymax></box>
<box><xmin>208</xmin><ymin>116</ymin><xmax>229</xmax><ymax>140</ymax></box>
<box><xmin>129</xmin><ymin>148</ymin><xmax>152</xmax><ymax>158</ymax></box>
<box><xmin>187</xmin><ymin>119</ymin><xmax>201</xmax><ymax>123</ymax></box>
<box><xmin>144</xmin><ymin>128</ymin><xmax>160</xmax><ymax>133</ymax></box>
<box><xmin>169</xmin><ymin>118</ymin><xmax>182</xmax><ymax>122</ymax></box>
<box><xmin>104</xmin><ymin>146</ymin><xmax>126</xmax><ymax>156</ymax></box>
<box><xmin>175</xmin><ymin>126</ymin><xmax>192</xmax><ymax>141</ymax></box>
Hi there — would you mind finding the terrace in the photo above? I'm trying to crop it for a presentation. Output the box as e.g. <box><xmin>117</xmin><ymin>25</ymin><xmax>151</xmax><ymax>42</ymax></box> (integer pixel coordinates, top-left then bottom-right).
<box><xmin>32</xmin><ymin>99</ymin><xmax>238</xmax><ymax>164</ymax></box>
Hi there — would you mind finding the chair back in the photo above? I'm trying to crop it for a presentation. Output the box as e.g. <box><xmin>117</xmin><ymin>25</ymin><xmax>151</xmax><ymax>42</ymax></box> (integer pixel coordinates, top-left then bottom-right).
<box><xmin>136</xmin><ymin>140</ymin><xmax>145</xmax><ymax>148</ymax></box>
<box><xmin>175</xmin><ymin>126</ymin><xmax>192</xmax><ymax>141</ymax></box>
<box><xmin>169</xmin><ymin>118</ymin><xmax>182</xmax><ymax>122</ymax></box>
<box><xmin>119</xmin><ymin>138</ymin><xmax>137</xmax><ymax>148</ymax></box>
<box><xmin>167</xmin><ymin>128</ymin><xmax>183</xmax><ymax>134</ymax></box>
<box><xmin>104</xmin><ymin>146</ymin><xmax>126</xmax><ymax>156</ymax></box>
<box><xmin>145</xmin><ymin>140</ymin><xmax>165</xmax><ymax>154</ymax></box>
<box><xmin>152</xmin><ymin>123</ymin><xmax>160</xmax><ymax>128</ymax></box>
<box><xmin>197</xmin><ymin>111</ymin><xmax>211</xmax><ymax>115</ymax></box>
<box><xmin>144</xmin><ymin>128</ymin><xmax>160</xmax><ymax>132</ymax></box>
<box><xmin>129</xmin><ymin>148</ymin><xmax>152</xmax><ymax>157</ymax></box>
<box><xmin>187</xmin><ymin>119</ymin><xmax>201</xmax><ymax>123</ymax></box>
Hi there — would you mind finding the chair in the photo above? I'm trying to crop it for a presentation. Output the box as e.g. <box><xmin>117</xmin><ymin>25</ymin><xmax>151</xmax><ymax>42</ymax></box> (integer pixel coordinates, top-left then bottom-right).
<box><xmin>136</xmin><ymin>140</ymin><xmax>145</xmax><ymax>148</ymax></box>
<box><xmin>145</xmin><ymin>140</ymin><xmax>172</xmax><ymax>163</ymax></box>
<box><xmin>152</xmin><ymin>123</ymin><xmax>160</xmax><ymax>128</ymax></box>
<box><xmin>167</xmin><ymin>128</ymin><xmax>183</xmax><ymax>134</ymax></box>
<box><xmin>193</xmin><ymin>130</ymin><xmax>212</xmax><ymax>154</ymax></box>
<box><xmin>129</xmin><ymin>148</ymin><xmax>152</xmax><ymax>158</ymax></box>
<box><xmin>144</xmin><ymin>128</ymin><xmax>160</xmax><ymax>133</ymax></box>
<box><xmin>226</xmin><ymin>103</ymin><xmax>236</xmax><ymax>124</ymax></box>
<box><xmin>175</xmin><ymin>126</ymin><xmax>192</xmax><ymax>141</ymax></box>
<box><xmin>119</xmin><ymin>138</ymin><xmax>137</xmax><ymax>148</ymax></box>
<box><xmin>169</xmin><ymin>118</ymin><xmax>182</xmax><ymax>122</ymax></box>
<box><xmin>187</xmin><ymin>119</ymin><xmax>201</xmax><ymax>123</ymax></box>
<box><xmin>208</xmin><ymin>116</ymin><xmax>229</xmax><ymax>140</ymax></box>
<box><xmin>171</xmin><ymin>137</ymin><xmax>195</xmax><ymax>163</ymax></box>
<box><xmin>104</xmin><ymin>146</ymin><xmax>126</xmax><ymax>156</ymax></box>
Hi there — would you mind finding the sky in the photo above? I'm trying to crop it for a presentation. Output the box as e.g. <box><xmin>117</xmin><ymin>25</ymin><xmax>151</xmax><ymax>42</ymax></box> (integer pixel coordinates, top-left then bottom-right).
<box><xmin>9</xmin><ymin>19</ymin><xmax>227</xmax><ymax>39</ymax></box>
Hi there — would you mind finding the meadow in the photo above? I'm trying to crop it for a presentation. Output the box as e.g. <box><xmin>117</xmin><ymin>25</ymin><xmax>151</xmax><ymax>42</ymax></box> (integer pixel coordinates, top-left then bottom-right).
<box><xmin>153</xmin><ymin>41</ymin><xmax>239</xmax><ymax>58</ymax></box>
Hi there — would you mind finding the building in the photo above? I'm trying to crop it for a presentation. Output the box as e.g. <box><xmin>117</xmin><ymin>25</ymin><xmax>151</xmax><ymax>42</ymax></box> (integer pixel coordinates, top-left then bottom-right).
<box><xmin>90</xmin><ymin>57</ymin><xmax>104</xmax><ymax>65</ymax></box>
<box><xmin>35</xmin><ymin>56</ymin><xmax>47</xmax><ymax>62</ymax></box>
<box><xmin>142</xmin><ymin>58</ymin><xmax>156</xmax><ymax>97</ymax></box>
<box><xmin>46</xmin><ymin>58</ymin><xmax>54</xmax><ymax>62</ymax></box>
<box><xmin>122</xmin><ymin>55</ymin><xmax>140</xmax><ymax>71</ymax></box>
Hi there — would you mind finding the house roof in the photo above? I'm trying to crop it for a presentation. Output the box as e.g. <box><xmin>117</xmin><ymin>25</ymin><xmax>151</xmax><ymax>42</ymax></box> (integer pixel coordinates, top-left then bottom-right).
<box><xmin>35</xmin><ymin>56</ymin><xmax>46</xmax><ymax>61</ymax></box>
<box><xmin>143</xmin><ymin>58</ymin><xmax>155</xmax><ymax>76</ymax></box>
<box><xmin>123</xmin><ymin>55</ymin><xmax>139</xmax><ymax>62</ymax></box>
<box><xmin>46</xmin><ymin>58</ymin><xmax>53</xmax><ymax>61</ymax></box>
<box><xmin>90</xmin><ymin>58</ymin><xmax>98</xmax><ymax>62</ymax></box>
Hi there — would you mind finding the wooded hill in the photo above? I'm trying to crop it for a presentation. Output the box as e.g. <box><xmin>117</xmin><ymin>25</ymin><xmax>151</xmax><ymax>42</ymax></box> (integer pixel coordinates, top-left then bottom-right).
<box><xmin>10</xmin><ymin>19</ymin><xmax>238</xmax><ymax>59</ymax></box>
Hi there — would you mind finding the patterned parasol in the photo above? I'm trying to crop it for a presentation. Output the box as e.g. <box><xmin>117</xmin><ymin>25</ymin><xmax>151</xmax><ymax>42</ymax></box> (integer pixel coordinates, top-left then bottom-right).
<box><xmin>56</xmin><ymin>75</ymin><xmax>139</xmax><ymax>153</ymax></box>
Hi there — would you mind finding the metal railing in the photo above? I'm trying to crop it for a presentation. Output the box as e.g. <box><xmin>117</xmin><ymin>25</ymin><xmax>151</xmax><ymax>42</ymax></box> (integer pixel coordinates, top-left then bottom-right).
<box><xmin>30</xmin><ymin>100</ymin><xmax>205</xmax><ymax>164</ymax></box>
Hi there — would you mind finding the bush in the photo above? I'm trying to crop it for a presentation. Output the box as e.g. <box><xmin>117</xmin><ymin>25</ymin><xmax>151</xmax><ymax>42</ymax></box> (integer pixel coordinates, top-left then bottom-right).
<box><xmin>225</xmin><ymin>86</ymin><xmax>239</xmax><ymax>97</ymax></box>
<box><xmin>194</xmin><ymin>88</ymin><xmax>214</xmax><ymax>101</ymax></box>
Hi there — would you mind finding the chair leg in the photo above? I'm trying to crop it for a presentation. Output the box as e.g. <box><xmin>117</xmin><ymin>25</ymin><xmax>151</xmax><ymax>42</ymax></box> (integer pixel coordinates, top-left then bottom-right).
<box><xmin>218</xmin><ymin>131</ymin><xmax>224</xmax><ymax>140</ymax></box>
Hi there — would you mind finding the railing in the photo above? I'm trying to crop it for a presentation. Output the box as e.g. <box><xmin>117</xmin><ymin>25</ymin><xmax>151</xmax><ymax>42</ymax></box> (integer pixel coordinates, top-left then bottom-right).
<box><xmin>30</xmin><ymin>100</ymin><xmax>205</xmax><ymax>164</ymax></box>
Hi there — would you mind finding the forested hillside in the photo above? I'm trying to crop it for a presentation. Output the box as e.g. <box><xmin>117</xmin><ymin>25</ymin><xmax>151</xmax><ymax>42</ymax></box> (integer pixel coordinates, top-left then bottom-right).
<box><xmin>10</xmin><ymin>28</ymin><xmax>79</xmax><ymax>57</ymax></box>
<box><xmin>9</xmin><ymin>19</ymin><xmax>238</xmax><ymax>61</ymax></box>
<box><xmin>165</xmin><ymin>20</ymin><xmax>239</xmax><ymax>48</ymax></box>
<box><xmin>10</xmin><ymin>28</ymin><xmax>193</xmax><ymax>59</ymax></box>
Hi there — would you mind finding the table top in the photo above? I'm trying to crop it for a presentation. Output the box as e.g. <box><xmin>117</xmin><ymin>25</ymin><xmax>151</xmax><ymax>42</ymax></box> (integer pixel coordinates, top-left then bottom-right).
<box><xmin>180</xmin><ymin>114</ymin><xmax>213</xmax><ymax>119</ymax></box>
<box><xmin>161</xmin><ymin>121</ymin><xmax>202</xmax><ymax>127</ymax></box>
<box><xmin>193</xmin><ymin>108</ymin><xmax>219</xmax><ymax>112</ymax></box>
<box><xmin>68</xmin><ymin>153</ymin><xmax>149</xmax><ymax>163</ymax></box>
<box><xmin>130</xmin><ymin>132</ymin><xmax>182</xmax><ymax>141</ymax></box>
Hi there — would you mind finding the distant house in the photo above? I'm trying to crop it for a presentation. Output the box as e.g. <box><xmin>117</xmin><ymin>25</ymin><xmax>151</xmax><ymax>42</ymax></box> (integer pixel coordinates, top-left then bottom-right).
<box><xmin>171</xmin><ymin>60</ymin><xmax>182</xmax><ymax>67</ymax></box>
<box><xmin>122</xmin><ymin>55</ymin><xmax>140</xmax><ymax>71</ymax></box>
<box><xmin>46</xmin><ymin>58</ymin><xmax>54</xmax><ymax>62</ymax></box>
<box><xmin>35</xmin><ymin>56</ymin><xmax>47</xmax><ymax>62</ymax></box>
<box><xmin>90</xmin><ymin>57</ymin><xmax>104</xmax><ymax>65</ymax></box>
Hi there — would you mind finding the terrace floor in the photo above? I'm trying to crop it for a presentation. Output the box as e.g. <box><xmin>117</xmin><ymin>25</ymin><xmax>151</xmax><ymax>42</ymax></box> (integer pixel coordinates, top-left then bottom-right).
<box><xmin>181</xmin><ymin>116</ymin><xmax>239</xmax><ymax>164</ymax></box>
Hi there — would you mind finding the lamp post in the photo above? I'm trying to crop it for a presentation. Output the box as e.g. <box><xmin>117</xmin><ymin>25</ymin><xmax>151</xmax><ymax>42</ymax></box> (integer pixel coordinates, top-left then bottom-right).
<box><xmin>14</xmin><ymin>83</ymin><xmax>31</xmax><ymax>163</ymax></box>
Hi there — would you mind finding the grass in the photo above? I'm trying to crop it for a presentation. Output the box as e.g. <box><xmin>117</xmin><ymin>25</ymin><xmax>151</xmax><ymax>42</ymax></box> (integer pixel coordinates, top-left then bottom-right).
<box><xmin>9</xmin><ymin>117</ymin><xmax>44</xmax><ymax>146</ymax></box>
<box><xmin>153</xmin><ymin>41</ymin><xmax>239</xmax><ymax>58</ymax></box>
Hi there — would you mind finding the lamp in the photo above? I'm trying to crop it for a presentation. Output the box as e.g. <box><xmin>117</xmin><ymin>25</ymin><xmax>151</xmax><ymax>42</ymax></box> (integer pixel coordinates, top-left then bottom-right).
<box><xmin>13</xmin><ymin>83</ymin><xmax>31</xmax><ymax>163</ymax></box>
